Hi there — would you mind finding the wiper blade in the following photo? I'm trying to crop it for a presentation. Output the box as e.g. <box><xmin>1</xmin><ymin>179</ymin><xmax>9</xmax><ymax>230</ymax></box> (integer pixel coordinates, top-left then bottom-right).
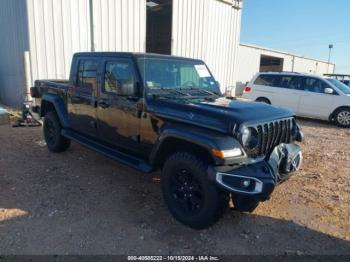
<box><xmin>149</xmin><ymin>87</ymin><xmax>190</xmax><ymax>98</ymax></box>
<box><xmin>161</xmin><ymin>87</ymin><xmax>190</xmax><ymax>96</ymax></box>
<box><xmin>178</xmin><ymin>87</ymin><xmax>219</xmax><ymax>97</ymax></box>
<box><xmin>149</xmin><ymin>87</ymin><xmax>219</xmax><ymax>100</ymax></box>
<box><xmin>194</xmin><ymin>88</ymin><xmax>217</xmax><ymax>96</ymax></box>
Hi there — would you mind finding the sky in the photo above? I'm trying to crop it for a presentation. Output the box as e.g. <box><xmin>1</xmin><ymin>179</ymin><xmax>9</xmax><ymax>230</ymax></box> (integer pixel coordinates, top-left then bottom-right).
<box><xmin>240</xmin><ymin>0</ymin><xmax>350</xmax><ymax>74</ymax></box>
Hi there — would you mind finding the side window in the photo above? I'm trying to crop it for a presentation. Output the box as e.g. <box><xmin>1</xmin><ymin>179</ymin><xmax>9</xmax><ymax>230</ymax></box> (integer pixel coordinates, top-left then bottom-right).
<box><xmin>104</xmin><ymin>59</ymin><xmax>136</xmax><ymax>96</ymax></box>
<box><xmin>303</xmin><ymin>77</ymin><xmax>327</xmax><ymax>93</ymax></box>
<box><xmin>289</xmin><ymin>76</ymin><xmax>303</xmax><ymax>90</ymax></box>
<box><xmin>277</xmin><ymin>76</ymin><xmax>292</xmax><ymax>89</ymax></box>
<box><xmin>254</xmin><ymin>75</ymin><xmax>277</xmax><ymax>86</ymax></box>
<box><xmin>77</xmin><ymin>60</ymin><xmax>98</xmax><ymax>95</ymax></box>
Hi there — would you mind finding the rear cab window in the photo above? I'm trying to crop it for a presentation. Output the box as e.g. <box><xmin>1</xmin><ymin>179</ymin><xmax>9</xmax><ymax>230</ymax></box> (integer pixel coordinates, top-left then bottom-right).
<box><xmin>77</xmin><ymin>59</ymin><xmax>99</xmax><ymax>96</ymax></box>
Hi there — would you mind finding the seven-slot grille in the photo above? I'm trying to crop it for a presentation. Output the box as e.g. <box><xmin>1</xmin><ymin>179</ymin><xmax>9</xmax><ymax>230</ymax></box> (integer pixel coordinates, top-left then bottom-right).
<box><xmin>245</xmin><ymin>118</ymin><xmax>294</xmax><ymax>158</ymax></box>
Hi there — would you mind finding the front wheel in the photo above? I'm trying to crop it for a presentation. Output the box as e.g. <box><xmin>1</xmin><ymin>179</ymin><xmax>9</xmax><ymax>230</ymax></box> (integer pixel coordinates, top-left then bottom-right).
<box><xmin>43</xmin><ymin>111</ymin><xmax>71</xmax><ymax>152</ymax></box>
<box><xmin>161</xmin><ymin>152</ymin><xmax>229</xmax><ymax>229</ymax></box>
<box><xmin>334</xmin><ymin>108</ymin><xmax>350</xmax><ymax>128</ymax></box>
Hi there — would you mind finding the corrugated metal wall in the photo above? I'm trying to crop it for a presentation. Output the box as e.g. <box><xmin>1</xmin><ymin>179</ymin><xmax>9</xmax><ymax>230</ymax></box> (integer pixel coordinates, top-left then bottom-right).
<box><xmin>293</xmin><ymin>56</ymin><xmax>335</xmax><ymax>75</ymax></box>
<box><xmin>236</xmin><ymin>44</ymin><xmax>336</xmax><ymax>96</ymax></box>
<box><xmin>0</xmin><ymin>0</ymin><xmax>29</xmax><ymax>107</ymax></box>
<box><xmin>26</xmin><ymin>0</ymin><xmax>91</xmax><ymax>81</ymax></box>
<box><xmin>0</xmin><ymin>0</ymin><xmax>240</xmax><ymax>106</ymax></box>
<box><xmin>26</xmin><ymin>0</ymin><xmax>146</xmax><ymax>83</ymax></box>
<box><xmin>236</xmin><ymin>44</ymin><xmax>293</xmax><ymax>91</ymax></box>
<box><xmin>92</xmin><ymin>0</ymin><xmax>146</xmax><ymax>52</ymax></box>
<box><xmin>172</xmin><ymin>0</ymin><xmax>242</xmax><ymax>92</ymax></box>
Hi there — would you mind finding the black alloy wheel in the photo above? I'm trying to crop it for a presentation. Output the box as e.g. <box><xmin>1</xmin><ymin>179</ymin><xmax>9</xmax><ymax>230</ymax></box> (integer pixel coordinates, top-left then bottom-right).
<box><xmin>170</xmin><ymin>168</ymin><xmax>203</xmax><ymax>214</ymax></box>
<box><xmin>43</xmin><ymin>111</ymin><xmax>71</xmax><ymax>152</ymax></box>
<box><xmin>161</xmin><ymin>152</ymin><xmax>229</xmax><ymax>229</ymax></box>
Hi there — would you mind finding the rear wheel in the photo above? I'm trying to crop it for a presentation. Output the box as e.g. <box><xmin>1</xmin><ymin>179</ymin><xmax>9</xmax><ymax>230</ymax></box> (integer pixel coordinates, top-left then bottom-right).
<box><xmin>43</xmin><ymin>111</ymin><xmax>71</xmax><ymax>152</ymax></box>
<box><xmin>334</xmin><ymin>108</ymin><xmax>350</xmax><ymax>128</ymax></box>
<box><xmin>161</xmin><ymin>152</ymin><xmax>229</xmax><ymax>229</ymax></box>
<box><xmin>256</xmin><ymin>97</ymin><xmax>271</xmax><ymax>104</ymax></box>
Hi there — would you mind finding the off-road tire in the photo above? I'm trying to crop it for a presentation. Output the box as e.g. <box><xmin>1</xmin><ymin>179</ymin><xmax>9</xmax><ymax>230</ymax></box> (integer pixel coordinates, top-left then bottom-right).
<box><xmin>43</xmin><ymin>111</ymin><xmax>71</xmax><ymax>152</ymax></box>
<box><xmin>334</xmin><ymin>107</ymin><xmax>350</xmax><ymax>128</ymax></box>
<box><xmin>232</xmin><ymin>194</ymin><xmax>260</xmax><ymax>213</ymax></box>
<box><xmin>161</xmin><ymin>152</ymin><xmax>229</xmax><ymax>229</ymax></box>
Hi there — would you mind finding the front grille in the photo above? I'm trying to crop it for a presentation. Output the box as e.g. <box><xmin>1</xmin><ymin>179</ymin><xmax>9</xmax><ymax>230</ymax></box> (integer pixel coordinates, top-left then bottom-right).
<box><xmin>245</xmin><ymin>118</ymin><xmax>294</xmax><ymax>158</ymax></box>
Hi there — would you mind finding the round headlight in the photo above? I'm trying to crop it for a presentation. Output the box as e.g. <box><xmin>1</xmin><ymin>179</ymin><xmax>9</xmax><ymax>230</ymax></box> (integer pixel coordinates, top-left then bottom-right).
<box><xmin>241</xmin><ymin>127</ymin><xmax>259</xmax><ymax>149</ymax></box>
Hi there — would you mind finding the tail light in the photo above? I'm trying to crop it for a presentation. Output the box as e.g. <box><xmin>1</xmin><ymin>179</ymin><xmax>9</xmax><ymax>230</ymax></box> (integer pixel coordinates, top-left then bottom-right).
<box><xmin>30</xmin><ymin>86</ymin><xmax>39</xmax><ymax>98</ymax></box>
<box><xmin>244</xmin><ymin>86</ymin><xmax>252</xmax><ymax>92</ymax></box>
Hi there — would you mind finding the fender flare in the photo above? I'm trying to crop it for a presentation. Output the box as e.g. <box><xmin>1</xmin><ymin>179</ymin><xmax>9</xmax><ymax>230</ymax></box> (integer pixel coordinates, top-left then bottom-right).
<box><xmin>41</xmin><ymin>94</ymin><xmax>70</xmax><ymax>128</ymax></box>
<box><xmin>149</xmin><ymin>124</ymin><xmax>243</xmax><ymax>166</ymax></box>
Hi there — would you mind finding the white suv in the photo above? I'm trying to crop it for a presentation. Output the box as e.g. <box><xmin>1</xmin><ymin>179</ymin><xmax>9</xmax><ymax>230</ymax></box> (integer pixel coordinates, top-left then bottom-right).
<box><xmin>242</xmin><ymin>72</ymin><xmax>350</xmax><ymax>127</ymax></box>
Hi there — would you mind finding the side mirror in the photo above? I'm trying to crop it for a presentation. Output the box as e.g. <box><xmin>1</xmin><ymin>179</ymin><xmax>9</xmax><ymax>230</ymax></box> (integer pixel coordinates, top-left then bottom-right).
<box><xmin>324</xmin><ymin>87</ymin><xmax>334</xmax><ymax>94</ymax></box>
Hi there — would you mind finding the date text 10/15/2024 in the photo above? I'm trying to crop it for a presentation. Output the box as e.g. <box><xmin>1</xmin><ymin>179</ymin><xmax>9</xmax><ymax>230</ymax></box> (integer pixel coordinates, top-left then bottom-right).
<box><xmin>127</xmin><ymin>256</ymin><xmax>220</xmax><ymax>261</ymax></box>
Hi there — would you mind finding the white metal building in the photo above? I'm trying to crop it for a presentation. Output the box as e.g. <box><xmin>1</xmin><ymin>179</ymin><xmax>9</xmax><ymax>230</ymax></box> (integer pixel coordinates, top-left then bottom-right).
<box><xmin>0</xmin><ymin>0</ymin><xmax>243</xmax><ymax>107</ymax></box>
<box><xmin>234</xmin><ymin>43</ymin><xmax>336</xmax><ymax>95</ymax></box>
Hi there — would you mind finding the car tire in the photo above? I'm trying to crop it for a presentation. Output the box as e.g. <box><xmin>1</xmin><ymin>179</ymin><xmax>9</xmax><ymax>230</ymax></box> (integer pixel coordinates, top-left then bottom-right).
<box><xmin>232</xmin><ymin>194</ymin><xmax>260</xmax><ymax>213</ymax></box>
<box><xmin>334</xmin><ymin>108</ymin><xmax>350</xmax><ymax>128</ymax></box>
<box><xmin>43</xmin><ymin>111</ymin><xmax>71</xmax><ymax>152</ymax></box>
<box><xmin>161</xmin><ymin>152</ymin><xmax>229</xmax><ymax>229</ymax></box>
<box><xmin>256</xmin><ymin>97</ymin><xmax>271</xmax><ymax>104</ymax></box>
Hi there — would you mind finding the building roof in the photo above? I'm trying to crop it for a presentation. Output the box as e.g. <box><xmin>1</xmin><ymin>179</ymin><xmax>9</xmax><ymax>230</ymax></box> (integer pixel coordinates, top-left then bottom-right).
<box><xmin>240</xmin><ymin>43</ymin><xmax>335</xmax><ymax>65</ymax></box>
<box><xmin>73</xmin><ymin>52</ymin><xmax>204</xmax><ymax>62</ymax></box>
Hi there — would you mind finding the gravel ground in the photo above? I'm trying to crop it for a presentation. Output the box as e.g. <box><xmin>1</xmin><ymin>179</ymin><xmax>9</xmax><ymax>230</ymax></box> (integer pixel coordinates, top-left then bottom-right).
<box><xmin>0</xmin><ymin>119</ymin><xmax>349</xmax><ymax>255</ymax></box>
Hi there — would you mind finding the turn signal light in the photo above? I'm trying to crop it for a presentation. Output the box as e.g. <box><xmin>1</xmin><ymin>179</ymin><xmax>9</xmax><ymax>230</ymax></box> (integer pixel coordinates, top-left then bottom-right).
<box><xmin>212</xmin><ymin>148</ymin><xmax>242</xmax><ymax>159</ymax></box>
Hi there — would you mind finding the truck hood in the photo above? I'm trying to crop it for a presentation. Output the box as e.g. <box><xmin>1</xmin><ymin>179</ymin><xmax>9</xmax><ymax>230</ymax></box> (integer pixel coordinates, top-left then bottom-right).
<box><xmin>147</xmin><ymin>97</ymin><xmax>294</xmax><ymax>133</ymax></box>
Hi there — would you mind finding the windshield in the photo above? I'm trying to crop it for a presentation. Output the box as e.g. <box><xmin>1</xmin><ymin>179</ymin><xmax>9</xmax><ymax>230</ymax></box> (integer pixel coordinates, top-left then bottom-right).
<box><xmin>137</xmin><ymin>57</ymin><xmax>220</xmax><ymax>94</ymax></box>
<box><xmin>326</xmin><ymin>78</ymin><xmax>350</xmax><ymax>94</ymax></box>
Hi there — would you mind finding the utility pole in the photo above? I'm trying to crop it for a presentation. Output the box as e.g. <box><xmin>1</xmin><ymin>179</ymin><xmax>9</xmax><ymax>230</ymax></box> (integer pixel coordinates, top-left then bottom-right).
<box><xmin>327</xmin><ymin>44</ymin><xmax>333</xmax><ymax>73</ymax></box>
<box><xmin>89</xmin><ymin>0</ymin><xmax>95</xmax><ymax>52</ymax></box>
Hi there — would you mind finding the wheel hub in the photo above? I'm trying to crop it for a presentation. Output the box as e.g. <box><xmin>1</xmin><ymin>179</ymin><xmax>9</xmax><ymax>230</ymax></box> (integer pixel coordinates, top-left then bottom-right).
<box><xmin>337</xmin><ymin>111</ymin><xmax>350</xmax><ymax>125</ymax></box>
<box><xmin>171</xmin><ymin>169</ymin><xmax>203</xmax><ymax>212</ymax></box>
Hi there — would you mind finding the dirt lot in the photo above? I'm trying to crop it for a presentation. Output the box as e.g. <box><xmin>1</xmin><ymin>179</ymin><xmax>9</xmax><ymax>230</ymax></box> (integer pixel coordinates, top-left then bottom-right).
<box><xmin>0</xmin><ymin>119</ymin><xmax>349</xmax><ymax>255</ymax></box>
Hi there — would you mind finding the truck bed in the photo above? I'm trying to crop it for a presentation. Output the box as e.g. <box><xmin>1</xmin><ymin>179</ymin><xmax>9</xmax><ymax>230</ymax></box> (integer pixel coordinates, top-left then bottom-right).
<box><xmin>33</xmin><ymin>79</ymin><xmax>69</xmax><ymax>98</ymax></box>
<box><xmin>35</xmin><ymin>79</ymin><xmax>69</xmax><ymax>89</ymax></box>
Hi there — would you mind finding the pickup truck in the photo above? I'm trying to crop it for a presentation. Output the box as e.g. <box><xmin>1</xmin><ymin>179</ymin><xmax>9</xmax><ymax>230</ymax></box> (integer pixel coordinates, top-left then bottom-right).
<box><xmin>31</xmin><ymin>52</ymin><xmax>303</xmax><ymax>229</ymax></box>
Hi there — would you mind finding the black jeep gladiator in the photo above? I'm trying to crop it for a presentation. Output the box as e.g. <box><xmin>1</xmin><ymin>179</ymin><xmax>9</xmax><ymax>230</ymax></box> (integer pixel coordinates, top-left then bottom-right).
<box><xmin>31</xmin><ymin>52</ymin><xmax>303</xmax><ymax>229</ymax></box>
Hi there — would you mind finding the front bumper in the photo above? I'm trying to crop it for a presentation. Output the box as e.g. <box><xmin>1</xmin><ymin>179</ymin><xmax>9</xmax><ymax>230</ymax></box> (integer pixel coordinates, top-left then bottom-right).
<box><xmin>208</xmin><ymin>143</ymin><xmax>302</xmax><ymax>201</ymax></box>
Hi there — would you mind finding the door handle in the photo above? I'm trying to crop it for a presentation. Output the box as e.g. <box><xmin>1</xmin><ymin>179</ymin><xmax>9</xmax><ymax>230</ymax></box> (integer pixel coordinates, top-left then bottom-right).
<box><xmin>98</xmin><ymin>101</ymin><xmax>110</xmax><ymax>109</ymax></box>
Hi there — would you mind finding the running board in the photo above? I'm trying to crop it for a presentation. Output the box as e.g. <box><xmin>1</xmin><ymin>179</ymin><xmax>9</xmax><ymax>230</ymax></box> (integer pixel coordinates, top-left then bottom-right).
<box><xmin>61</xmin><ymin>129</ymin><xmax>153</xmax><ymax>173</ymax></box>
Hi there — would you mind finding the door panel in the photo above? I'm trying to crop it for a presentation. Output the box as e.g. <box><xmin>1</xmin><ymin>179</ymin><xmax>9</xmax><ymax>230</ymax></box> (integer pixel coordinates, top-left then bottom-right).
<box><xmin>97</xmin><ymin>58</ymin><xmax>143</xmax><ymax>154</ymax></box>
<box><xmin>68</xmin><ymin>59</ymin><xmax>99</xmax><ymax>137</ymax></box>
<box><xmin>254</xmin><ymin>74</ymin><xmax>302</xmax><ymax>114</ymax></box>
<box><xmin>270</xmin><ymin>86</ymin><xmax>300</xmax><ymax>114</ymax></box>
<box><xmin>298</xmin><ymin>77</ymin><xmax>335</xmax><ymax>120</ymax></box>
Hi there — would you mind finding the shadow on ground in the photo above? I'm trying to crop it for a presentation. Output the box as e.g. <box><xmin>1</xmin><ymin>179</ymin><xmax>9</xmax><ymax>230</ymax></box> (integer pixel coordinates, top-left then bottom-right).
<box><xmin>0</xmin><ymin>125</ymin><xmax>349</xmax><ymax>255</ymax></box>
